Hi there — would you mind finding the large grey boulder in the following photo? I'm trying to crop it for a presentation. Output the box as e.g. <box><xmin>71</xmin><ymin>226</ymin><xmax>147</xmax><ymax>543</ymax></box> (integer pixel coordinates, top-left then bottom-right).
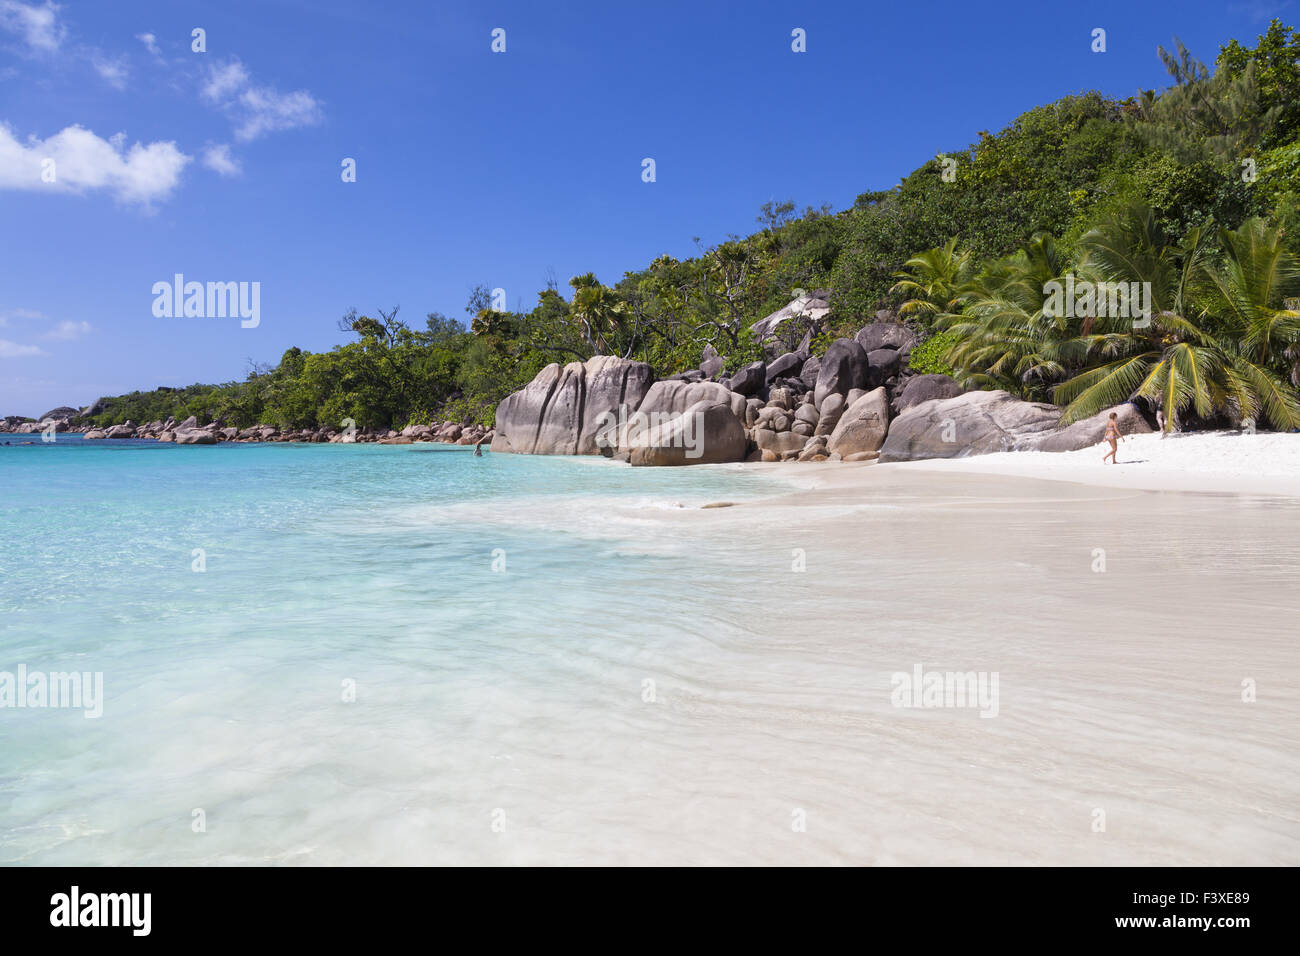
<box><xmin>751</xmin><ymin>290</ymin><xmax>831</xmax><ymax>343</ymax></box>
<box><xmin>700</xmin><ymin>357</ymin><xmax>725</xmax><ymax>380</ymax></box>
<box><xmin>814</xmin><ymin>393</ymin><xmax>846</xmax><ymax>436</ymax></box>
<box><xmin>753</xmin><ymin>427</ymin><xmax>806</xmax><ymax>457</ymax></box>
<box><xmin>799</xmin><ymin>355</ymin><xmax>821</xmax><ymax>390</ymax></box>
<box><xmin>637</xmin><ymin>379</ymin><xmax>745</xmax><ymax>420</ymax></box>
<box><xmin>765</xmin><ymin>351</ymin><xmax>804</xmax><ymax>383</ymax></box>
<box><xmin>104</xmin><ymin>423</ymin><xmax>136</xmax><ymax>439</ymax></box>
<box><xmin>895</xmin><ymin>374</ymin><xmax>963</xmax><ymax>413</ymax></box>
<box><xmin>175</xmin><ymin>428</ymin><xmax>218</xmax><ymax>445</ymax></box>
<box><xmin>726</xmin><ymin>361</ymin><xmax>766</xmax><ymax>397</ymax></box>
<box><xmin>1028</xmin><ymin>404</ymin><xmax>1152</xmax><ymax>452</ymax></box>
<box><xmin>490</xmin><ymin>356</ymin><xmax>655</xmax><ymax>456</ymax></box>
<box><xmin>866</xmin><ymin>348</ymin><xmax>902</xmax><ymax>387</ymax></box>
<box><xmin>878</xmin><ymin>390</ymin><xmax>1061</xmax><ymax>462</ymax></box>
<box><xmin>828</xmin><ymin>387</ymin><xmax>891</xmax><ymax>458</ymax></box>
<box><xmin>767</xmin><ymin>387</ymin><xmax>796</xmax><ymax>411</ymax></box>
<box><xmin>756</xmin><ymin>406</ymin><xmax>791</xmax><ymax>432</ymax></box>
<box><xmin>813</xmin><ymin>338</ymin><xmax>868</xmax><ymax>409</ymax></box>
<box><xmin>627</xmin><ymin>399</ymin><xmax>747</xmax><ymax>466</ymax></box>
<box><xmin>855</xmin><ymin>321</ymin><xmax>917</xmax><ymax>354</ymax></box>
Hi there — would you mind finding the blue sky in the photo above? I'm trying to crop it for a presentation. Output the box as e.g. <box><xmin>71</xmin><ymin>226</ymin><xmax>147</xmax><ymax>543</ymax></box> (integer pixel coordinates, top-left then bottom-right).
<box><xmin>0</xmin><ymin>0</ymin><xmax>1289</xmax><ymax>416</ymax></box>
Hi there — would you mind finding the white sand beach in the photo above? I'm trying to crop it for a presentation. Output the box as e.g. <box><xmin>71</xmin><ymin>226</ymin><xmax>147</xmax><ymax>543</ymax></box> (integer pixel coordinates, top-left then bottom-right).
<box><xmin>889</xmin><ymin>430</ymin><xmax>1300</xmax><ymax>497</ymax></box>
<box><xmin>551</xmin><ymin>433</ymin><xmax>1300</xmax><ymax>865</ymax></box>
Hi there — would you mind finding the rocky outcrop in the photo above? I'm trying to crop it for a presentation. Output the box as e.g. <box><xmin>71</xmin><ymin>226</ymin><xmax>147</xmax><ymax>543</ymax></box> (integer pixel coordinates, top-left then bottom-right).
<box><xmin>490</xmin><ymin>356</ymin><xmax>655</xmax><ymax>456</ymax></box>
<box><xmin>20</xmin><ymin>413</ymin><xmax>488</xmax><ymax>447</ymax></box>
<box><xmin>39</xmin><ymin>406</ymin><xmax>82</xmax><ymax>422</ymax></box>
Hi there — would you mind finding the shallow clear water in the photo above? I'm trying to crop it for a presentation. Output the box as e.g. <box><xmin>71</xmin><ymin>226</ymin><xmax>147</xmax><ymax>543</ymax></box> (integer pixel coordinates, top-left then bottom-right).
<box><xmin>0</xmin><ymin>435</ymin><xmax>784</xmax><ymax>864</ymax></box>
<box><xmin>3</xmin><ymin>435</ymin><xmax>1298</xmax><ymax>865</ymax></box>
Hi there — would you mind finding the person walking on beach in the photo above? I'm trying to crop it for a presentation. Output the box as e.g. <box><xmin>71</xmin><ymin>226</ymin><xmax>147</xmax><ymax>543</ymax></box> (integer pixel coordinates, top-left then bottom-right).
<box><xmin>1102</xmin><ymin>411</ymin><xmax>1124</xmax><ymax>464</ymax></box>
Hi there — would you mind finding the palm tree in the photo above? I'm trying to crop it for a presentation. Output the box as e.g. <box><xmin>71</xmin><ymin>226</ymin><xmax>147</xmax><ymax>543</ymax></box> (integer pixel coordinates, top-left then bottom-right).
<box><xmin>931</xmin><ymin>234</ymin><xmax>1080</xmax><ymax>401</ymax></box>
<box><xmin>1053</xmin><ymin>205</ymin><xmax>1300</xmax><ymax>430</ymax></box>
<box><xmin>890</xmin><ymin>237</ymin><xmax>976</xmax><ymax>322</ymax></box>
<box><xmin>1198</xmin><ymin>217</ymin><xmax>1300</xmax><ymax>417</ymax></box>
<box><xmin>568</xmin><ymin>273</ymin><xmax>625</xmax><ymax>355</ymax></box>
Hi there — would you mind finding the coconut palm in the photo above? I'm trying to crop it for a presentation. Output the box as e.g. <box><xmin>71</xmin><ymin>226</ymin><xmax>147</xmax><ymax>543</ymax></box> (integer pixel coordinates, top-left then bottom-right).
<box><xmin>931</xmin><ymin>234</ymin><xmax>1081</xmax><ymax>401</ymax></box>
<box><xmin>1197</xmin><ymin>217</ymin><xmax>1300</xmax><ymax>416</ymax></box>
<box><xmin>1053</xmin><ymin>205</ymin><xmax>1300</xmax><ymax>429</ymax></box>
<box><xmin>1199</xmin><ymin>219</ymin><xmax>1300</xmax><ymax>363</ymax></box>
<box><xmin>889</xmin><ymin>237</ymin><xmax>977</xmax><ymax>322</ymax></box>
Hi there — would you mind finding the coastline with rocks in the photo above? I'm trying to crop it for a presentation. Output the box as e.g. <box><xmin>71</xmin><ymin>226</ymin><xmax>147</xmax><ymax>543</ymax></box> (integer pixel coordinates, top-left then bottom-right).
<box><xmin>6</xmin><ymin>302</ymin><xmax>1157</xmax><ymax>467</ymax></box>
<box><xmin>486</xmin><ymin>303</ymin><xmax>1157</xmax><ymax>468</ymax></box>
<box><xmin>3</xmin><ymin>409</ymin><xmax>493</xmax><ymax>448</ymax></box>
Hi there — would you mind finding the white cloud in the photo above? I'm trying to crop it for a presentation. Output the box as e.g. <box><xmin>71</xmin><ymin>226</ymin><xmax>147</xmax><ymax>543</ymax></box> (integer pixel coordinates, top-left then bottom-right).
<box><xmin>92</xmin><ymin>52</ymin><xmax>128</xmax><ymax>89</ymax></box>
<box><xmin>0</xmin><ymin>122</ymin><xmax>191</xmax><ymax>205</ymax></box>
<box><xmin>202</xmin><ymin>58</ymin><xmax>249</xmax><ymax>102</ymax></box>
<box><xmin>0</xmin><ymin>339</ymin><xmax>46</xmax><ymax>358</ymax></box>
<box><xmin>202</xmin><ymin>143</ymin><xmax>241</xmax><ymax>177</ymax></box>
<box><xmin>135</xmin><ymin>31</ymin><xmax>159</xmax><ymax>58</ymax></box>
<box><xmin>202</xmin><ymin>57</ymin><xmax>322</xmax><ymax>142</ymax></box>
<box><xmin>0</xmin><ymin>0</ymin><xmax>65</xmax><ymax>54</ymax></box>
<box><xmin>0</xmin><ymin>308</ymin><xmax>44</xmax><ymax>327</ymax></box>
<box><xmin>235</xmin><ymin>86</ymin><xmax>322</xmax><ymax>141</ymax></box>
<box><xmin>43</xmin><ymin>319</ymin><xmax>91</xmax><ymax>340</ymax></box>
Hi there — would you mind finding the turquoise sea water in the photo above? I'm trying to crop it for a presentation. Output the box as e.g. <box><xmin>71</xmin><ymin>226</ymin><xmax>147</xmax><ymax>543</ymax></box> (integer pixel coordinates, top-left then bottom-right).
<box><xmin>0</xmin><ymin>435</ymin><xmax>783</xmax><ymax>864</ymax></box>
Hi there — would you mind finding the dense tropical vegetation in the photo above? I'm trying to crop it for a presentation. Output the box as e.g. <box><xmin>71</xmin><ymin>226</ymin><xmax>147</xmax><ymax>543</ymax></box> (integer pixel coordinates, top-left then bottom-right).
<box><xmin>85</xmin><ymin>22</ymin><xmax>1300</xmax><ymax>433</ymax></box>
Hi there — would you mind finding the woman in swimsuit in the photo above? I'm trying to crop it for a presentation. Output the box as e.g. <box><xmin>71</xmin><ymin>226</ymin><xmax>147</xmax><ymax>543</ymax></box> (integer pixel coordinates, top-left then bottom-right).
<box><xmin>1102</xmin><ymin>411</ymin><xmax>1123</xmax><ymax>464</ymax></box>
